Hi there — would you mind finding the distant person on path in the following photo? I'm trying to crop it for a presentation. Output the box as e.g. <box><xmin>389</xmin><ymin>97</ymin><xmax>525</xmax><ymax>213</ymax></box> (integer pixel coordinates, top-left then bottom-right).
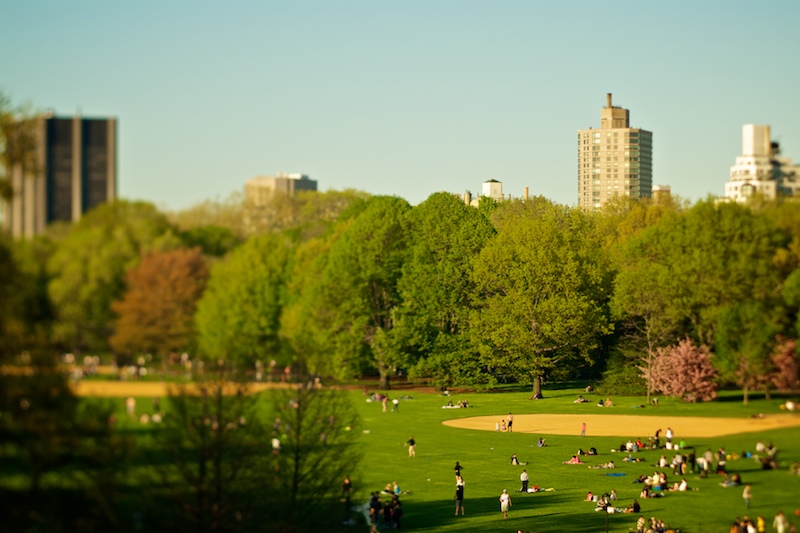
<box><xmin>520</xmin><ymin>470</ymin><xmax>529</xmax><ymax>492</ymax></box>
<box><xmin>405</xmin><ymin>436</ymin><xmax>416</xmax><ymax>457</ymax></box>
<box><xmin>499</xmin><ymin>489</ymin><xmax>512</xmax><ymax>519</ymax></box>
<box><xmin>581</xmin><ymin>422</ymin><xmax>586</xmax><ymax>437</ymax></box>
<box><xmin>508</xmin><ymin>413</ymin><xmax>514</xmax><ymax>432</ymax></box>
<box><xmin>455</xmin><ymin>475</ymin><xmax>465</xmax><ymax>515</ymax></box>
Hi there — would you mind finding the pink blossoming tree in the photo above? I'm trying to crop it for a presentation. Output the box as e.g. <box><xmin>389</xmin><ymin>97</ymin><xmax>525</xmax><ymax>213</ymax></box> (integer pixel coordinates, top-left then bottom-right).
<box><xmin>645</xmin><ymin>338</ymin><xmax>718</xmax><ymax>402</ymax></box>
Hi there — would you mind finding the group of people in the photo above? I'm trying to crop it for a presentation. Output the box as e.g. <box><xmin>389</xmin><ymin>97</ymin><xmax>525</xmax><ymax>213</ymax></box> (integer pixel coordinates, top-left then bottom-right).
<box><xmin>342</xmin><ymin>476</ymin><xmax>405</xmax><ymax>530</ymax></box>
<box><xmin>635</xmin><ymin>515</ymin><xmax>672</xmax><ymax>533</ymax></box>
<box><xmin>442</xmin><ymin>399</ymin><xmax>470</xmax><ymax>408</ymax></box>
<box><xmin>495</xmin><ymin>413</ymin><xmax>515</xmax><ymax>432</ymax></box>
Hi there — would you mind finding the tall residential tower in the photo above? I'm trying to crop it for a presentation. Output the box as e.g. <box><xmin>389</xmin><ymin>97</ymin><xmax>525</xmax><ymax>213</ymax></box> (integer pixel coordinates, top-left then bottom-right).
<box><xmin>3</xmin><ymin>114</ymin><xmax>117</xmax><ymax>237</ymax></box>
<box><xmin>578</xmin><ymin>94</ymin><xmax>652</xmax><ymax>210</ymax></box>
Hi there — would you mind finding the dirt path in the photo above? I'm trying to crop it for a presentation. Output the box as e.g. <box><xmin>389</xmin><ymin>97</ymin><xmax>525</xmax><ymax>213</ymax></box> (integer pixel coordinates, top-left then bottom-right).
<box><xmin>74</xmin><ymin>380</ymin><xmax>800</xmax><ymax>438</ymax></box>
<box><xmin>71</xmin><ymin>380</ymin><xmax>294</xmax><ymax>397</ymax></box>
<box><xmin>443</xmin><ymin>413</ymin><xmax>800</xmax><ymax>438</ymax></box>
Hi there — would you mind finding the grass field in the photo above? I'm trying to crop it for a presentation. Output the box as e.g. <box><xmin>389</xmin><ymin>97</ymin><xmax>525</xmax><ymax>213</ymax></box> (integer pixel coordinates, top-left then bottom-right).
<box><xmin>106</xmin><ymin>383</ymin><xmax>800</xmax><ymax>533</ymax></box>
<box><xmin>345</xmin><ymin>385</ymin><xmax>800</xmax><ymax>533</ymax></box>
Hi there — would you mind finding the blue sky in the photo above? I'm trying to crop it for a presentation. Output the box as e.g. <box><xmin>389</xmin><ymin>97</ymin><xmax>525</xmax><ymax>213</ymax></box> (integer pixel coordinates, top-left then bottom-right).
<box><xmin>2</xmin><ymin>0</ymin><xmax>799</xmax><ymax>211</ymax></box>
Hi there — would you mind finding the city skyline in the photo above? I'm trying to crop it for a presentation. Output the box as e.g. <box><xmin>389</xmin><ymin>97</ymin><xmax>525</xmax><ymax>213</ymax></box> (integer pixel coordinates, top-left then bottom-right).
<box><xmin>2</xmin><ymin>1</ymin><xmax>799</xmax><ymax>211</ymax></box>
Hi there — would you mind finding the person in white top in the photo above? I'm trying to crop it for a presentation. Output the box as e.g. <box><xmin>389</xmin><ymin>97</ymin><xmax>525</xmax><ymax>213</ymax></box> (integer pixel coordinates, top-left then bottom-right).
<box><xmin>499</xmin><ymin>489</ymin><xmax>512</xmax><ymax>519</ymax></box>
<box><xmin>520</xmin><ymin>470</ymin><xmax>529</xmax><ymax>492</ymax></box>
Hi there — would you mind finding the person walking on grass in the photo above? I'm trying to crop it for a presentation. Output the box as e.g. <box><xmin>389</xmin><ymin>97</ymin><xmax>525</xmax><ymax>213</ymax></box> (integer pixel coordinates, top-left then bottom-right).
<box><xmin>455</xmin><ymin>475</ymin><xmax>465</xmax><ymax>516</ymax></box>
<box><xmin>499</xmin><ymin>489</ymin><xmax>512</xmax><ymax>519</ymax></box>
<box><xmin>743</xmin><ymin>484</ymin><xmax>752</xmax><ymax>508</ymax></box>
<box><xmin>581</xmin><ymin>422</ymin><xmax>586</xmax><ymax>437</ymax></box>
<box><xmin>405</xmin><ymin>436</ymin><xmax>416</xmax><ymax>457</ymax></box>
<box><xmin>773</xmin><ymin>511</ymin><xmax>788</xmax><ymax>533</ymax></box>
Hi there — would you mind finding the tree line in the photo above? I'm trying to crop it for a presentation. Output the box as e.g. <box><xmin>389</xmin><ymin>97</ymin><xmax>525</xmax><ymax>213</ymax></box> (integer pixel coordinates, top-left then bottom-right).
<box><xmin>2</xmin><ymin>190</ymin><xmax>800</xmax><ymax>400</ymax></box>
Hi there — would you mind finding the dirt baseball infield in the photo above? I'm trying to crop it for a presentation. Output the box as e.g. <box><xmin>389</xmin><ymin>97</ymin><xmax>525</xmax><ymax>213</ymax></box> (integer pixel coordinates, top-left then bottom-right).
<box><xmin>70</xmin><ymin>380</ymin><xmax>293</xmax><ymax>398</ymax></box>
<box><xmin>72</xmin><ymin>381</ymin><xmax>800</xmax><ymax>439</ymax></box>
<box><xmin>443</xmin><ymin>413</ymin><xmax>800</xmax><ymax>438</ymax></box>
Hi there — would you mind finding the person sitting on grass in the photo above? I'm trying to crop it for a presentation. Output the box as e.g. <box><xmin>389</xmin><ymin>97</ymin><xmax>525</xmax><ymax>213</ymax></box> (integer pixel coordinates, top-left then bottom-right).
<box><xmin>668</xmin><ymin>478</ymin><xmax>688</xmax><ymax>492</ymax></box>
<box><xmin>625</xmin><ymin>499</ymin><xmax>641</xmax><ymax>513</ymax></box>
<box><xmin>511</xmin><ymin>454</ymin><xmax>527</xmax><ymax>465</ymax></box>
<box><xmin>591</xmin><ymin>460</ymin><xmax>615</xmax><ymax>469</ymax></box>
<box><xmin>720</xmin><ymin>473</ymin><xmax>741</xmax><ymax>487</ymax></box>
<box><xmin>537</xmin><ymin>438</ymin><xmax>547</xmax><ymax>447</ymax></box>
<box><xmin>564</xmin><ymin>455</ymin><xmax>584</xmax><ymax>465</ymax></box>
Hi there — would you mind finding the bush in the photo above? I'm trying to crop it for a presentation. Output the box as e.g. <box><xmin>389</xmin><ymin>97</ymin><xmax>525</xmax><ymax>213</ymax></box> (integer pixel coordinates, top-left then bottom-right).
<box><xmin>598</xmin><ymin>351</ymin><xmax>646</xmax><ymax>395</ymax></box>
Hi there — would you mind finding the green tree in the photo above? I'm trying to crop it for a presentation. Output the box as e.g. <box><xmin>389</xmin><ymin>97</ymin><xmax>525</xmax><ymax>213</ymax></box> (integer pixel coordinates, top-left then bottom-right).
<box><xmin>322</xmin><ymin>196</ymin><xmax>410</xmax><ymax>388</ymax></box>
<box><xmin>0</xmin><ymin>92</ymin><xmax>39</xmax><ymax>208</ymax></box>
<box><xmin>47</xmin><ymin>200</ymin><xmax>178</xmax><ymax>352</ymax></box>
<box><xmin>147</xmin><ymin>376</ymin><xmax>270</xmax><ymax>533</ymax></box>
<box><xmin>715</xmin><ymin>300</ymin><xmax>785</xmax><ymax>404</ymax></box>
<box><xmin>110</xmin><ymin>247</ymin><xmax>209</xmax><ymax>360</ymax></box>
<box><xmin>471</xmin><ymin>198</ymin><xmax>614</xmax><ymax>397</ymax></box>
<box><xmin>611</xmin><ymin>212</ymin><xmax>683</xmax><ymax>404</ymax></box>
<box><xmin>268</xmin><ymin>379</ymin><xmax>362</xmax><ymax>532</ymax></box>
<box><xmin>195</xmin><ymin>233</ymin><xmax>295</xmax><ymax>368</ymax></box>
<box><xmin>613</xmin><ymin>201</ymin><xmax>788</xmax><ymax>347</ymax></box>
<box><xmin>166</xmin><ymin>193</ymin><xmax>247</xmax><ymax>240</ymax></box>
<box><xmin>0</xmin><ymin>347</ymin><xmax>129</xmax><ymax>531</ymax></box>
<box><xmin>394</xmin><ymin>192</ymin><xmax>496</xmax><ymax>388</ymax></box>
<box><xmin>0</xmin><ymin>235</ymin><xmax>54</xmax><ymax>355</ymax></box>
<box><xmin>284</xmin><ymin>196</ymin><xmax>410</xmax><ymax>388</ymax></box>
<box><xmin>783</xmin><ymin>268</ymin><xmax>800</xmax><ymax>340</ymax></box>
<box><xmin>179</xmin><ymin>225</ymin><xmax>241</xmax><ymax>257</ymax></box>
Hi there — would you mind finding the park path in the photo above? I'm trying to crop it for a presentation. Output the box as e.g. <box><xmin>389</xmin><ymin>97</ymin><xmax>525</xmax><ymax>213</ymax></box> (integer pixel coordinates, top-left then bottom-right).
<box><xmin>71</xmin><ymin>380</ymin><xmax>293</xmax><ymax>397</ymax></box>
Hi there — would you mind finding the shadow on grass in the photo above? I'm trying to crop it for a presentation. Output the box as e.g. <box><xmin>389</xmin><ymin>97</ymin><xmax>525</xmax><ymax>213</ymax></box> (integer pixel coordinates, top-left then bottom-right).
<box><xmin>389</xmin><ymin>491</ymin><xmax>648</xmax><ymax>533</ymax></box>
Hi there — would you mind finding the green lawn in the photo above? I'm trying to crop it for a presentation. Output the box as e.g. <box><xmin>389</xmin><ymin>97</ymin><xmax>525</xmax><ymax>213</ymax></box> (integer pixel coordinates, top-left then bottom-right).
<box><xmin>345</xmin><ymin>386</ymin><xmax>800</xmax><ymax>533</ymax></box>
<box><xmin>103</xmin><ymin>384</ymin><xmax>800</xmax><ymax>532</ymax></box>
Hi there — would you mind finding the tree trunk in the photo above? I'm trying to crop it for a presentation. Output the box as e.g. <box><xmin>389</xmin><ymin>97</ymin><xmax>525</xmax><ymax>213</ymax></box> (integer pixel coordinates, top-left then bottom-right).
<box><xmin>742</xmin><ymin>385</ymin><xmax>749</xmax><ymax>405</ymax></box>
<box><xmin>532</xmin><ymin>375</ymin><xmax>542</xmax><ymax>398</ymax></box>
<box><xmin>379</xmin><ymin>370</ymin><xmax>391</xmax><ymax>391</ymax></box>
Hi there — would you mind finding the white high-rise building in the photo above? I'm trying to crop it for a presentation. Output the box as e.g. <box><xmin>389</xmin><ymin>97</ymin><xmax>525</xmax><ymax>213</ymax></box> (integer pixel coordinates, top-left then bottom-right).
<box><xmin>577</xmin><ymin>94</ymin><xmax>653</xmax><ymax>210</ymax></box>
<box><xmin>724</xmin><ymin>125</ymin><xmax>800</xmax><ymax>202</ymax></box>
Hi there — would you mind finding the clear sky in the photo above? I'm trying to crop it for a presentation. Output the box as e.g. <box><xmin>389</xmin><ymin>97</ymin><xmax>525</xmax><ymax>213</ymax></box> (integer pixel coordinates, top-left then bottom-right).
<box><xmin>2</xmin><ymin>0</ymin><xmax>799</xmax><ymax>211</ymax></box>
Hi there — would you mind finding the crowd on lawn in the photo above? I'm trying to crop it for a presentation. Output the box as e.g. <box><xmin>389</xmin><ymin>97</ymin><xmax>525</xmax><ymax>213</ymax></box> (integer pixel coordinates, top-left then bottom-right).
<box><xmin>356</xmin><ymin>389</ymin><xmax>799</xmax><ymax>532</ymax></box>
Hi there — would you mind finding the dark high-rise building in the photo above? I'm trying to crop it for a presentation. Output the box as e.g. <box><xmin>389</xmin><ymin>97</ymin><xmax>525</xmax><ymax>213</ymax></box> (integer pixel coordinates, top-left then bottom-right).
<box><xmin>3</xmin><ymin>114</ymin><xmax>117</xmax><ymax>237</ymax></box>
